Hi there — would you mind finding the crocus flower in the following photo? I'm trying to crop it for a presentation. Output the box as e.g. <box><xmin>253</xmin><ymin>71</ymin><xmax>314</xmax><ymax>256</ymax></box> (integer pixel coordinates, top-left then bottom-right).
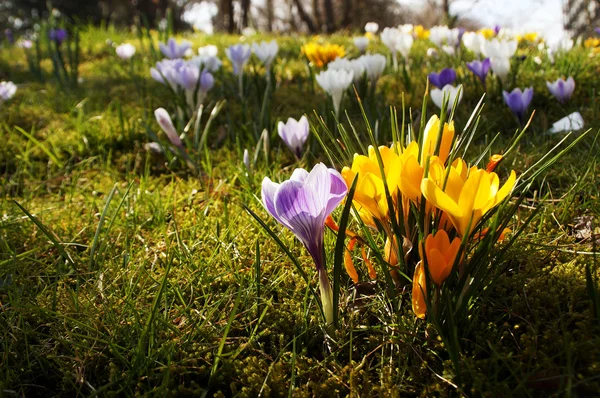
<box><xmin>353</xmin><ymin>36</ymin><xmax>369</xmax><ymax>53</ymax></box>
<box><xmin>48</xmin><ymin>28</ymin><xmax>67</xmax><ymax>45</ymax></box>
<box><xmin>421</xmin><ymin>165</ymin><xmax>517</xmax><ymax>237</ymax></box>
<box><xmin>360</xmin><ymin>54</ymin><xmax>386</xmax><ymax>82</ymax></box>
<box><xmin>261</xmin><ymin>163</ymin><xmax>348</xmax><ymax>326</ymax></box>
<box><xmin>412</xmin><ymin>262</ymin><xmax>427</xmax><ymax>319</ymax></box>
<box><xmin>429</xmin><ymin>26</ymin><xmax>461</xmax><ymax>47</ymax></box>
<box><xmin>154</xmin><ymin>108</ymin><xmax>183</xmax><ymax>149</ymax></box>
<box><xmin>422</xmin><ymin>230</ymin><xmax>461</xmax><ymax>286</ymax></box>
<box><xmin>546</xmin><ymin>77</ymin><xmax>575</xmax><ymax>104</ymax></box>
<box><xmin>5</xmin><ymin>29</ymin><xmax>13</xmax><ymax>44</ymax></box>
<box><xmin>226</xmin><ymin>43</ymin><xmax>251</xmax><ymax>76</ymax></box>
<box><xmin>466</xmin><ymin>58</ymin><xmax>491</xmax><ymax>85</ymax></box>
<box><xmin>243</xmin><ymin>149</ymin><xmax>251</xmax><ymax>171</ymax></box>
<box><xmin>315</xmin><ymin>69</ymin><xmax>354</xmax><ymax>117</ymax></box>
<box><xmin>301</xmin><ymin>43</ymin><xmax>345</xmax><ymax>68</ymax></box>
<box><xmin>159</xmin><ymin>38</ymin><xmax>191</xmax><ymax>59</ymax></box>
<box><xmin>489</xmin><ymin>56</ymin><xmax>511</xmax><ymax>80</ymax></box>
<box><xmin>252</xmin><ymin>40</ymin><xmax>279</xmax><ymax>69</ymax></box>
<box><xmin>430</xmin><ymin>84</ymin><xmax>463</xmax><ymax>110</ymax></box>
<box><xmin>462</xmin><ymin>32</ymin><xmax>485</xmax><ymax>55</ymax></box>
<box><xmin>595</xmin><ymin>28</ymin><xmax>600</xmax><ymax>35</ymax></box>
<box><xmin>278</xmin><ymin>116</ymin><xmax>309</xmax><ymax>158</ymax></box>
<box><xmin>549</xmin><ymin>112</ymin><xmax>584</xmax><ymax>134</ymax></box>
<box><xmin>365</xmin><ymin>22</ymin><xmax>379</xmax><ymax>34</ymax></box>
<box><xmin>115</xmin><ymin>43</ymin><xmax>136</xmax><ymax>60</ymax></box>
<box><xmin>381</xmin><ymin>27</ymin><xmax>413</xmax><ymax>70</ymax></box>
<box><xmin>194</xmin><ymin>45</ymin><xmax>222</xmax><ymax>72</ymax></box>
<box><xmin>0</xmin><ymin>81</ymin><xmax>17</xmax><ymax>103</ymax></box>
<box><xmin>428</xmin><ymin>68</ymin><xmax>456</xmax><ymax>89</ymax></box>
<box><xmin>503</xmin><ymin>87</ymin><xmax>533</xmax><ymax>125</ymax></box>
<box><xmin>150</xmin><ymin>58</ymin><xmax>187</xmax><ymax>89</ymax></box>
<box><xmin>328</xmin><ymin>57</ymin><xmax>365</xmax><ymax>83</ymax></box>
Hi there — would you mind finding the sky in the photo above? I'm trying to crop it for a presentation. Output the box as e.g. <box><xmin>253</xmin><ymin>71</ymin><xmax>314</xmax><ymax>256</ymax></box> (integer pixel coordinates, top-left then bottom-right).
<box><xmin>184</xmin><ymin>0</ymin><xmax>566</xmax><ymax>43</ymax></box>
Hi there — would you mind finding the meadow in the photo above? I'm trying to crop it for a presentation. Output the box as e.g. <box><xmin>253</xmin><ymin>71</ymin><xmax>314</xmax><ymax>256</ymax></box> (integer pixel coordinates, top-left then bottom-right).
<box><xmin>1</xmin><ymin>22</ymin><xmax>600</xmax><ymax>396</ymax></box>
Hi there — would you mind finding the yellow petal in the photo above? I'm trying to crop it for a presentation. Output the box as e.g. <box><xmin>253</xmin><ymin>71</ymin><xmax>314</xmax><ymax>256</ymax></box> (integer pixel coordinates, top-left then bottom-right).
<box><xmin>412</xmin><ymin>262</ymin><xmax>427</xmax><ymax>319</ymax></box>
<box><xmin>421</xmin><ymin>178</ymin><xmax>463</xmax><ymax>217</ymax></box>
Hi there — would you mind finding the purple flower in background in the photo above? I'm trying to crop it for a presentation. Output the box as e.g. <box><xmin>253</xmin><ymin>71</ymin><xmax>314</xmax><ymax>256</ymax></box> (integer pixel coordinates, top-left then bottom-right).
<box><xmin>546</xmin><ymin>76</ymin><xmax>575</xmax><ymax>104</ymax></box>
<box><xmin>466</xmin><ymin>58</ymin><xmax>491</xmax><ymax>85</ymax></box>
<box><xmin>595</xmin><ymin>28</ymin><xmax>600</xmax><ymax>35</ymax></box>
<box><xmin>226</xmin><ymin>43</ymin><xmax>252</xmax><ymax>76</ymax></box>
<box><xmin>457</xmin><ymin>28</ymin><xmax>466</xmax><ymax>46</ymax></box>
<box><xmin>48</xmin><ymin>28</ymin><xmax>67</xmax><ymax>45</ymax></box>
<box><xmin>176</xmin><ymin>63</ymin><xmax>200</xmax><ymax>91</ymax></box>
<box><xmin>503</xmin><ymin>87</ymin><xmax>533</xmax><ymax>125</ymax></box>
<box><xmin>5</xmin><ymin>29</ymin><xmax>13</xmax><ymax>44</ymax></box>
<box><xmin>494</xmin><ymin>25</ymin><xmax>501</xmax><ymax>35</ymax></box>
<box><xmin>278</xmin><ymin>116</ymin><xmax>309</xmax><ymax>158</ymax></box>
<box><xmin>150</xmin><ymin>58</ymin><xmax>186</xmax><ymax>88</ymax></box>
<box><xmin>159</xmin><ymin>38</ymin><xmax>191</xmax><ymax>59</ymax></box>
<box><xmin>261</xmin><ymin>163</ymin><xmax>348</xmax><ymax>326</ymax></box>
<box><xmin>428</xmin><ymin>68</ymin><xmax>457</xmax><ymax>89</ymax></box>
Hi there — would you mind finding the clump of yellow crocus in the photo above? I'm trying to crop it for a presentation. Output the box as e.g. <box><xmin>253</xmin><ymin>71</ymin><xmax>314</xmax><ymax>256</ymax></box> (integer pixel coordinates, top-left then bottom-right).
<box><xmin>421</xmin><ymin>165</ymin><xmax>517</xmax><ymax>237</ymax></box>
<box><xmin>301</xmin><ymin>43</ymin><xmax>345</xmax><ymax>68</ymax></box>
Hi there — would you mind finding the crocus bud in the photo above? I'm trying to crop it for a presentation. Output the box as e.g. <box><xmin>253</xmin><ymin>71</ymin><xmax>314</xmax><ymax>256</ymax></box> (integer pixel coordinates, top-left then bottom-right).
<box><xmin>154</xmin><ymin>108</ymin><xmax>183</xmax><ymax>148</ymax></box>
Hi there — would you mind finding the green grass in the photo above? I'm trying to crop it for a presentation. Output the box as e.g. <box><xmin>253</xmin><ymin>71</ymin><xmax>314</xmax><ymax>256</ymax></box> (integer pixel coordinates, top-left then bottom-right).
<box><xmin>1</xmin><ymin>25</ymin><xmax>599</xmax><ymax>396</ymax></box>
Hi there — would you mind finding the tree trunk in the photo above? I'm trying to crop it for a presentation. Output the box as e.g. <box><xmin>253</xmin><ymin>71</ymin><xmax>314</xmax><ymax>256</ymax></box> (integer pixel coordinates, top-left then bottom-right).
<box><xmin>312</xmin><ymin>0</ymin><xmax>322</xmax><ymax>30</ymax></box>
<box><xmin>266</xmin><ymin>0</ymin><xmax>274</xmax><ymax>31</ymax></box>
<box><xmin>323</xmin><ymin>0</ymin><xmax>335</xmax><ymax>33</ymax></box>
<box><xmin>292</xmin><ymin>0</ymin><xmax>317</xmax><ymax>33</ymax></box>
<box><xmin>342</xmin><ymin>0</ymin><xmax>352</xmax><ymax>29</ymax></box>
<box><xmin>242</xmin><ymin>0</ymin><xmax>251</xmax><ymax>29</ymax></box>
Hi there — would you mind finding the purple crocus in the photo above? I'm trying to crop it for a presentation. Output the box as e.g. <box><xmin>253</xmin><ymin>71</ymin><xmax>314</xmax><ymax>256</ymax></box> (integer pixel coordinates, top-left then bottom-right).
<box><xmin>546</xmin><ymin>76</ymin><xmax>575</xmax><ymax>104</ymax></box>
<box><xmin>225</xmin><ymin>43</ymin><xmax>252</xmax><ymax>76</ymax></box>
<box><xmin>48</xmin><ymin>28</ymin><xmax>67</xmax><ymax>45</ymax></box>
<box><xmin>154</xmin><ymin>108</ymin><xmax>183</xmax><ymax>149</ymax></box>
<box><xmin>494</xmin><ymin>25</ymin><xmax>501</xmax><ymax>35</ymax></box>
<box><xmin>159</xmin><ymin>38</ymin><xmax>191</xmax><ymax>59</ymax></box>
<box><xmin>466</xmin><ymin>58</ymin><xmax>491</xmax><ymax>85</ymax></box>
<box><xmin>503</xmin><ymin>87</ymin><xmax>534</xmax><ymax>125</ymax></box>
<box><xmin>595</xmin><ymin>28</ymin><xmax>600</xmax><ymax>35</ymax></box>
<box><xmin>278</xmin><ymin>116</ymin><xmax>309</xmax><ymax>159</ymax></box>
<box><xmin>261</xmin><ymin>163</ymin><xmax>348</xmax><ymax>326</ymax></box>
<box><xmin>5</xmin><ymin>29</ymin><xmax>13</xmax><ymax>44</ymax></box>
<box><xmin>428</xmin><ymin>68</ymin><xmax>457</xmax><ymax>89</ymax></box>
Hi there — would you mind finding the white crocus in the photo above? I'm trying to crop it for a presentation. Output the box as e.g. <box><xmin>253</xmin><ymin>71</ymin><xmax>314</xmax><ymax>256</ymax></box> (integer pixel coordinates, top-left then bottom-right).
<box><xmin>252</xmin><ymin>40</ymin><xmax>279</xmax><ymax>70</ymax></box>
<box><xmin>353</xmin><ymin>36</ymin><xmax>369</xmax><ymax>53</ymax></box>
<box><xmin>462</xmin><ymin>32</ymin><xmax>485</xmax><ymax>55</ymax></box>
<box><xmin>360</xmin><ymin>54</ymin><xmax>386</xmax><ymax>82</ymax></box>
<box><xmin>381</xmin><ymin>27</ymin><xmax>413</xmax><ymax>70</ymax></box>
<box><xmin>482</xmin><ymin>38</ymin><xmax>518</xmax><ymax>59</ymax></box>
<box><xmin>489</xmin><ymin>56</ymin><xmax>511</xmax><ymax>80</ymax></box>
<box><xmin>315</xmin><ymin>69</ymin><xmax>354</xmax><ymax>117</ymax></box>
<box><xmin>549</xmin><ymin>112</ymin><xmax>584</xmax><ymax>134</ymax></box>
<box><xmin>430</xmin><ymin>84</ymin><xmax>463</xmax><ymax>110</ymax></box>
<box><xmin>365</xmin><ymin>22</ymin><xmax>379</xmax><ymax>34</ymax></box>
<box><xmin>399</xmin><ymin>24</ymin><xmax>413</xmax><ymax>34</ymax></box>
<box><xmin>328</xmin><ymin>57</ymin><xmax>365</xmax><ymax>83</ymax></box>
<box><xmin>115</xmin><ymin>43</ymin><xmax>136</xmax><ymax>60</ymax></box>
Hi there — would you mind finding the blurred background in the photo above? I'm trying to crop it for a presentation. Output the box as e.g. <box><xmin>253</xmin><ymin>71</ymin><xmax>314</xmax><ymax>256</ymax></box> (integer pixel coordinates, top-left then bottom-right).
<box><xmin>0</xmin><ymin>0</ymin><xmax>596</xmax><ymax>42</ymax></box>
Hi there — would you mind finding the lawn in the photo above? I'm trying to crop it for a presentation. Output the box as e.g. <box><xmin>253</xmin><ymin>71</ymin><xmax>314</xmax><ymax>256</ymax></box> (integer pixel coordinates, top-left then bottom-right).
<box><xmin>0</xmin><ymin>24</ymin><xmax>599</xmax><ymax>396</ymax></box>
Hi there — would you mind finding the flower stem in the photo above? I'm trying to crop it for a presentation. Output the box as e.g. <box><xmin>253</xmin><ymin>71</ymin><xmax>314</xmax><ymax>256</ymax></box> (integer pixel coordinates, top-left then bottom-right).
<box><xmin>318</xmin><ymin>267</ymin><xmax>334</xmax><ymax>329</ymax></box>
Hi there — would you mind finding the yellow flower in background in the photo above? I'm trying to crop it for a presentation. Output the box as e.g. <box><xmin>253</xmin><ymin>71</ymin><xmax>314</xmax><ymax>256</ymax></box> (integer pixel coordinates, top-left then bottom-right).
<box><xmin>421</xmin><ymin>166</ymin><xmax>517</xmax><ymax>237</ymax></box>
<box><xmin>421</xmin><ymin>115</ymin><xmax>455</xmax><ymax>166</ymax></box>
<box><xmin>423</xmin><ymin>230</ymin><xmax>461</xmax><ymax>286</ymax></box>
<box><xmin>341</xmin><ymin>145</ymin><xmax>401</xmax><ymax>223</ymax></box>
<box><xmin>365</xmin><ymin>32</ymin><xmax>375</xmax><ymax>40</ymax></box>
<box><xmin>412</xmin><ymin>262</ymin><xmax>427</xmax><ymax>319</ymax></box>
<box><xmin>301</xmin><ymin>43</ymin><xmax>345</xmax><ymax>67</ymax></box>
<box><xmin>517</xmin><ymin>32</ymin><xmax>539</xmax><ymax>43</ymax></box>
<box><xmin>478</xmin><ymin>28</ymin><xmax>495</xmax><ymax>39</ymax></box>
<box><xmin>414</xmin><ymin>25</ymin><xmax>430</xmax><ymax>39</ymax></box>
<box><xmin>585</xmin><ymin>38</ymin><xmax>600</xmax><ymax>48</ymax></box>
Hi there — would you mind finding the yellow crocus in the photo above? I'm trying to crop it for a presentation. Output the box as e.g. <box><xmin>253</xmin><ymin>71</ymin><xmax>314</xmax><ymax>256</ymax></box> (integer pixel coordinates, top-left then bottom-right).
<box><xmin>421</xmin><ymin>115</ymin><xmax>455</xmax><ymax>166</ymax></box>
<box><xmin>341</xmin><ymin>145</ymin><xmax>401</xmax><ymax>222</ymax></box>
<box><xmin>421</xmin><ymin>166</ymin><xmax>517</xmax><ymax>237</ymax></box>
<box><xmin>412</xmin><ymin>261</ymin><xmax>427</xmax><ymax>319</ymax></box>
<box><xmin>414</xmin><ymin>25</ymin><xmax>430</xmax><ymax>39</ymax></box>
<box><xmin>478</xmin><ymin>28</ymin><xmax>495</xmax><ymax>39</ymax></box>
<box><xmin>301</xmin><ymin>43</ymin><xmax>345</xmax><ymax>68</ymax></box>
<box><xmin>423</xmin><ymin>230</ymin><xmax>461</xmax><ymax>286</ymax></box>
